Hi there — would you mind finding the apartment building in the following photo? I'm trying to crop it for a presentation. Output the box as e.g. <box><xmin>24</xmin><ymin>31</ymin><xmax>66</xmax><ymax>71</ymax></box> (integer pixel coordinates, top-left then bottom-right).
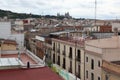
<box><xmin>85</xmin><ymin>36</ymin><xmax>120</xmax><ymax>80</ymax></box>
<box><xmin>51</xmin><ymin>36</ymin><xmax>85</xmax><ymax>80</ymax></box>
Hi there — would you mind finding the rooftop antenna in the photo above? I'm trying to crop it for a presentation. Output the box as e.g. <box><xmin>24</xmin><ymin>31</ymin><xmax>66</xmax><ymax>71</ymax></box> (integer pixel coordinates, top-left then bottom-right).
<box><xmin>95</xmin><ymin>0</ymin><xmax>97</xmax><ymax>26</ymax></box>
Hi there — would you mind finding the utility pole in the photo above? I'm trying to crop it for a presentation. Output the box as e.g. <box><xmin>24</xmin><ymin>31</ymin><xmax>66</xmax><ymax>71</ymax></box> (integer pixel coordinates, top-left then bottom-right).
<box><xmin>95</xmin><ymin>0</ymin><xmax>97</xmax><ymax>26</ymax></box>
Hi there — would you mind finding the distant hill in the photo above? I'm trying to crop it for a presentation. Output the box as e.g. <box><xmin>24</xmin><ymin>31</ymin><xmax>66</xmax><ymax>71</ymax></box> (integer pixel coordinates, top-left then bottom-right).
<box><xmin>0</xmin><ymin>9</ymin><xmax>65</xmax><ymax>19</ymax></box>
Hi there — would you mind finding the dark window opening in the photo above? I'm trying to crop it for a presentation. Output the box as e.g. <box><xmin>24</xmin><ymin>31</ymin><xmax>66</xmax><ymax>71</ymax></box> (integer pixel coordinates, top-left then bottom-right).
<box><xmin>86</xmin><ymin>57</ymin><xmax>88</xmax><ymax>62</ymax></box>
<box><xmin>77</xmin><ymin>50</ymin><xmax>81</xmax><ymax>62</ymax></box>
<box><xmin>91</xmin><ymin>73</ymin><xmax>94</xmax><ymax>80</ymax></box>
<box><xmin>53</xmin><ymin>54</ymin><xmax>55</xmax><ymax>63</ymax></box>
<box><xmin>98</xmin><ymin>61</ymin><xmax>100</xmax><ymax>67</ymax></box>
<box><xmin>63</xmin><ymin>58</ymin><xmax>66</xmax><ymax>69</ymax></box>
<box><xmin>91</xmin><ymin>59</ymin><xmax>94</xmax><ymax>70</ymax></box>
<box><xmin>69</xmin><ymin>61</ymin><xmax>72</xmax><ymax>73</ymax></box>
<box><xmin>69</xmin><ymin>47</ymin><xmax>72</xmax><ymax>59</ymax></box>
<box><xmin>86</xmin><ymin>70</ymin><xmax>88</xmax><ymax>79</ymax></box>
<box><xmin>57</xmin><ymin>56</ymin><xmax>60</xmax><ymax>65</ymax></box>
<box><xmin>77</xmin><ymin>65</ymin><xmax>81</xmax><ymax>78</ymax></box>
<box><xmin>98</xmin><ymin>77</ymin><xmax>100</xmax><ymax>80</ymax></box>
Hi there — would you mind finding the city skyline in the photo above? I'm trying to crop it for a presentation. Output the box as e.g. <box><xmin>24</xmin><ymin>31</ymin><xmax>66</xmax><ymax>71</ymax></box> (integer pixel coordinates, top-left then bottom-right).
<box><xmin>0</xmin><ymin>0</ymin><xmax>120</xmax><ymax>19</ymax></box>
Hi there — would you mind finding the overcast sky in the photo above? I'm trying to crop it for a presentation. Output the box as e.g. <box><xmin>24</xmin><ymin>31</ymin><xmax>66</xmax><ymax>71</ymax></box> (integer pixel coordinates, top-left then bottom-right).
<box><xmin>0</xmin><ymin>0</ymin><xmax>120</xmax><ymax>19</ymax></box>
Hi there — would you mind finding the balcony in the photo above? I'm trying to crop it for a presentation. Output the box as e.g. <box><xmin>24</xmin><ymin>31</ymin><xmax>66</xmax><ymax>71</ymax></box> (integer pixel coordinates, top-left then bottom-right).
<box><xmin>69</xmin><ymin>54</ymin><xmax>72</xmax><ymax>59</ymax></box>
<box><xmin>69</xmin><ymin>67</ymin><xmax>72</xmax><ymax>73</ymax></box>
<box><xmin>52</xmin><ymin>47</ymin><xmax>55</xmax><ymax>51</ymax></box>
<box><xmin>57</xmin><ymin>48</ymin><xmax>60</xmax><ymax>53</ymax></box>
<box><xmin>62</xmin><ymin>50</ymin><xmax>66</xmax><ymax>56</ymax></box>
<box><xmin>57</xmin><ymin>61</ymin><xmax>60</xmax><ymax>65</ymax></box>
<box><xmin>77</xmin><ymin>72</ymin><xmax>80</xmax><ymax>78</ymax></box>
<box><xmin>62</xmin><ymin>64</ymin><xmax>66</xmax><ymax>69</ymax></box>
<box><xmin>76</xmin><ymin>57</ymin><xmax>80</xmax><ymax>62</ymax></box>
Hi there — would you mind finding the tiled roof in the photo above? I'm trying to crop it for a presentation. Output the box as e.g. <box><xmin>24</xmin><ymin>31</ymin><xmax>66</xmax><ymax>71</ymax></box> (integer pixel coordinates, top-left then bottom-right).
<box><xmin>0</xmin><ymin>67</ymin><xmax>63</xmax><ymax>80</ymax></box>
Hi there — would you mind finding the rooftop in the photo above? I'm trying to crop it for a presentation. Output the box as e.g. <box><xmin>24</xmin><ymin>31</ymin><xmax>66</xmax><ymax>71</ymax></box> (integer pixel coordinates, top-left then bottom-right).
<box><xmin>0</xmin><ymin>67</ymin><xmax>63</xmax><ymax>80</ymax></box>
<box><xmin>0</xmin><ymin>49</ymin><xmax>63</xmax><ymax>80</ymax></box>
<box><xmin>52</xmin><ymin>36</ymin><xmax>93</xmax><ymax>47</ymax></box>
<box><xmin>102</xmin><ymin>60</ymin><xmax>120</xmax><ymax>76</ymax></box>
<box><xmin>1</xmin><ymin>53</ymin><xmax>36</xmax><ymax>64</ymax></box>
<box><xmin>53</xmin><ymin>37</ymin><xmax>84</xmax><ymax>47</ymax></box>
<box><xmin>0</xmin><ymin>50</ymin><xmax>45</xmax><ymax>69</ymax></box>
<box><xmin>85</xmin><ymin>36</ymin><xmax>120</xmax><ymax>48</ymax></box>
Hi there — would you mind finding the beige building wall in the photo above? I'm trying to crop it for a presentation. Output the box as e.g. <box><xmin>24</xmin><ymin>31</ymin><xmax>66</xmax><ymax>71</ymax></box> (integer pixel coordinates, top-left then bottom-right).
<box><xmin>85</xmin><ymin>36</ymin><xmax>120</xmax><ymax>80</ymax></box>
<box><xmin>51</xmin><ymin>38</ymin><xmax>85</xmax><ymax>80</ymax></box>
<box><xmin>85</xmin><ymin>51</ymin><xmax>102</xmax><ymax>80</ymax></box>
<box><xmin>102</xmin><ymin>48</ymin><xmax>120</xmax><ymax>61</ymax></box>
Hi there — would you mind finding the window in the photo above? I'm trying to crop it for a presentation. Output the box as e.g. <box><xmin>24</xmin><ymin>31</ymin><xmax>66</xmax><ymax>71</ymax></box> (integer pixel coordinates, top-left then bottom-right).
<box><xmin>77</xmin><ymin>50</ymin><xmax>81</xmax><ymax>61</ymax></box>
<box><xmin>69</xmin><ymin>47</ymin><xmax>72</xmax><ymax>59</ymax></box>
<box><xmin>53</xmin><ymin>54</ymin><xmax>55</xmax><ymax>63</ymax></box>
<box><xmin>91</xmin><ymin>73</ymin><xmax>94</xmax><ymax>80</ymax></box>
<box><xmin>77</xmin><ymin>50</ymin><xmax>81</xmax><ymax>58</ymax></box>
<box><xmin>98</xmin><ymin>61</ymin><xmax>100</xmax><ymax>67</ymax></box>
<box><xmin>63</xmin><ymin>58</ymin><xmax>66</xmax><ymax>69</ymax></box>
<box><xmin>69</xmin><ymin>60</ymin><xmax>72</xmax><ymax>73</ymax></box>
<box><xmin>63</xmin><ymin>45</ymin><xmax>66</xmax><ymax>56</ymax></box>
<box><xmin>98</xmin><ymin>77</ymin><xmax>100</xmax><ymax>80</ymax></box>
<box><xmin>53</xmin><ymin>43</ymin><xmax>55</xmax><ymax>50</ymax></box>
<box><xmin>105</xmin><ymin>75</ymin><xmax>109</xmax><ymax>80</ymax></box>
<box><xmin>64</xmin><ymin>45</ymin><xmax>66</xmax><ymax>51</ymax></box>
<box><xmin>77</xmin><ymin>65</ymin><xmax>81</xmax><ymax>78</ymax></box>
<box><xmin>91</xmin><ymin>59</ymin><xmax>94</xmax><ymax>69</ymax></box>
<box><xmin>58</xmin><ymin>43</ymin><xmax>60</xmax><ymax>48</ymax></box>
<box><xmin>86</xmin><ymin>70</ymin><xmax>88</xmax><ymax>79</ymax></box>
<box><xmin>86</xmin><ymin>57</ymin><xmax>88</xmax><ymax>62</ymax></box>
<box><xmin>57</xmin><ymin>56</ymin><xmax>60</xmax><ymax>65</ymax></box>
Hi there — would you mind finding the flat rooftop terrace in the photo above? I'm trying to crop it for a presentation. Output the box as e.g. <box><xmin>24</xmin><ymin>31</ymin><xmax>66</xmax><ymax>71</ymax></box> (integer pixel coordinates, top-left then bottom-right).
<box><xmin>1</xmin><ymin>53</ymin><xmax>36</xmax><ymax>64</ymax></box>
<box><xmin>0</xmin><ymin>50</ymin><xmax>45</xmax><ymax>68</ymax></box>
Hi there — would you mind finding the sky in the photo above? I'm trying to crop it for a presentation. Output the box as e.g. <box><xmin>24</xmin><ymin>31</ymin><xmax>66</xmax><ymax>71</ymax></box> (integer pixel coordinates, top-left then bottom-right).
<box><xmin>0</xmin><ymin>0</ymin><xmax>120</xmax><ymax>19</ymax></box>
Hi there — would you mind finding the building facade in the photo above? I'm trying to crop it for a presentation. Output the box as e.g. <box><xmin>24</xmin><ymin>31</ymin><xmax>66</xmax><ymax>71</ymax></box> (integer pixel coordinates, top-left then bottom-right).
<box><xmin>51</xmin><ymin>37</ymin><xmax>85</xmax><ymax>80</ymax></box>
<box><xmin>85</xmin><ymin>36</ymin><xmax>120</xmax><ymax>80</ymax></box>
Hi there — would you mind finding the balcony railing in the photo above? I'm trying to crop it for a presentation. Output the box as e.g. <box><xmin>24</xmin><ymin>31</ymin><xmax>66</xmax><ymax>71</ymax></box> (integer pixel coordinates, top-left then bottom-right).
<box><xmin>77</xmin><ymin>72</ymin><xmax>80</xmax><ymax>78</ymax></box>
<box><xmin>69</xmin><ymin>67</ymin><xmax>72</xmax><ymax>73</ymax></box>
<box><xmin>57</xmin><ymin>61</ymin><xmax>60</xmax><ymax>65</ymax></box>
<box><xmin>62</xmin><ymin>64</ymin><xmax>66</xmax><ymax>69</ymax></box>
<box><xmin>77</xmin><ymin>57</ymin><xmax>80</xmax><ymax>62</ymax></box>
<box><xmin>69</xmin><ymin>54</ymin><xmax>72</xmax><ymax>59</ymax></box>
<box><xmin>62</xmin><ymin>50</ymin><xmax>66</xmax><ymax>56</ymax></box>
<box><xmin>52</xmin><ymin>47</ymin><xmax>55</xmax><ymax>51</ymax></box>
<box><xmin>57</xmin><ymin>48</ymin><xmax>60</xmax><ymax>53</ymax></box>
